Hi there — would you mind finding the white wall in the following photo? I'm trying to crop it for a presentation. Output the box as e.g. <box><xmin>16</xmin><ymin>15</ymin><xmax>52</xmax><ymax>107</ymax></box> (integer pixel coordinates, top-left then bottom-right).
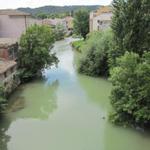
<box><xmin>90</xmin><ymin>12</ymin><xmax>112</xmax><ymax>32</ymax></box>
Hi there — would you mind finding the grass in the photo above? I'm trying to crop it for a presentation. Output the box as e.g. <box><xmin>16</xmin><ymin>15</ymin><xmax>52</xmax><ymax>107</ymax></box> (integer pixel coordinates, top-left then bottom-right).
<box><xmin>71</xmin><ymin>40</ymin><xmax>84</xmax><ymax>52</ymax></box>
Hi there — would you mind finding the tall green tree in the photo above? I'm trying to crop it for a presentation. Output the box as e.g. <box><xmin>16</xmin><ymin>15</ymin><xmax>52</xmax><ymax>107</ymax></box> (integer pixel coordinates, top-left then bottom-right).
<box><xmin>110</xmin><ymin>52</ymin><xmax>150</xmax><ymax>128</ymax></box>
<box><xmin>54</xmin><ymin>24</ymin><xmax>66</xmax><ymax>40</ymax></box>
<box><xmin>73</xmin><ymin>9</ymin><xmax>89</xmax><ymax>39</ymax></box>
<box><xmin>110</xmin><ymin>0</ymin><xmax>150</xmax><ymax>65</ymax></box>
<box><xmin>18</xmin><ymin>25</ymin><xmax>58</xmax><ymax>82</ymax></box>
<box><xmin>36</xmin><ymin>13</ymin><xmax>48</xmax><ymax>19</ymax></box>
<box><xmin>78</xmin><ymin>30</ymin><xmax>114</xmax><ymax>76</ymax></box>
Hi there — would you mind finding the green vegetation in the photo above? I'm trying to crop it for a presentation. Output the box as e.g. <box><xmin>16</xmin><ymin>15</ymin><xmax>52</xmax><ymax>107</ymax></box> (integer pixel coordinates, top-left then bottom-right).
<box><xmin>18</xmin><ymin>25</ymin><xmax>58</xmax><ymax>82</ymax></box>
<box><xmin>0</xmin><ymin>86</ymin><xmax>6</xmax><ymax>114</ymax></box>
<box><xmin>110</xmin><ymin>52</ymin><xmax>150</xmax><ymax>128</ymax></box>
<box><xmin>54</xmin><ymin>24</ymin><xmax>66</xmax><ymax>41</ymax></box>
<box><xmin>71</xmin><ymin>40</ymin><xmax>84</xmax><ymax>52</ymax></box>
<box><xmin>78</xmin><ymin>30</ymin><xmax>114</xmax><ymax>77</ymax></box>
<box><xmin>36</xmin><ymin>13</ymin><xmax>48</xmax><ymax>19</ymax></box>
<box><xmin>109</xmin><ymin>0</ymin><xmax>150</xmax><ymax>128</ymax></box>
<box><xmin>111</xmin><ymin>0</ymin><xmax>149</xmax><ymax>65</ymax></box>
<box><xmin>74</xmin><ymin>0</ymin><xmax>150</xmax><ymax>128</ymax></box>
<box><xmin>36</xmin><ymin>12</ymin><xmax>71</xmax><ymax>19</ymax></box>
<box><xmin>73</xmin><ymin>9</ymin><xmax>89</xmax><ymax>39</ymax></box>
<box><xmin>18</xmin><ymin>5</ymin><xmax>99</xmax><ymax>16</ymax></box>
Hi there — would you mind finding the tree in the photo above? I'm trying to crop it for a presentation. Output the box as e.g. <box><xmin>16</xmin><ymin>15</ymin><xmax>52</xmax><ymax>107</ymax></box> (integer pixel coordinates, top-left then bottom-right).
<box><xmin>110</xmin><ymin>0</ymin><xmax>150</xmax><ymax>66</ymax></box>
<box><xmin>78</xmin><ymin>30</ymin><xmax>114</xmax><ymax>76</ymax></box>
<box><xmin>18</xmin><ymin>25</ymin><xmax>58</xmax><ymax>82</ymax></box>
<box><xmin>36</xmin><ymin>13</ymin><xmax>48</xmax><ymax>19</ymax></box>
<box><xmin>73</xmin><ymin>9</ymin><xmax>89</xmax><ymax>39</ymax></box>
<box><xmin>110</xmin><ymin>52</ymin><xmax>150</xmax><ymax>128</ymax></box>
<box><xmin>54</xmin><ymin>24</ymin><xmax>66</xmax><ymax>41</ymax></box>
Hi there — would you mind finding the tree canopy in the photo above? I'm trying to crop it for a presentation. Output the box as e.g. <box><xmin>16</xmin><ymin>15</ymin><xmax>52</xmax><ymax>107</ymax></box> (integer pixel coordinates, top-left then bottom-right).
<box><xmin>73</xmin><ymin>9</ymin><xmax>89</xmax><ymax>39</ymax></box>
<box><xmin>78</xmin><ymin>30</ymin><xmax>114</xmax><ymax>76</ymax></box>
<box><xmin>18</xmin><ymin>25</ymin><xmax>58</xmax><ymax>82</ymax></box>
<box><xmin>111</xmin><ymin>0</ymin><xmax>150</xmax><ymax>61</ymax></box>
<box><xmin>54</xmin><ymin>24</ymin><xmax>66</xmax><ymax>41</ymax></box>
<box><xmin>110</xmin><ymin>52</ymin><xmax>150</xmax><ymax>128</ymax></box>
<box><xmin>109</xmin><ymin>0</ymin><xmax>150</xmax><ymax>128</ymax></box>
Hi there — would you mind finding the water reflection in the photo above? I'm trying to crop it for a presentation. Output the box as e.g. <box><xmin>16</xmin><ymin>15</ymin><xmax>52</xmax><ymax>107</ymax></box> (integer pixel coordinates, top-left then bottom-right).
<box><xmin>0</xmin><ymin>115</ymin><xmax>11</xmax><ymax>150</ymax></box>
<box><xmin>8</xmin><ymin>80</ymin><xmax>59</xmax><ymax>120</ymax></box>
<box><xmin>0</xmin><ymin>79</ymin><xmax>59</xmax><ymax>150</ymax></box>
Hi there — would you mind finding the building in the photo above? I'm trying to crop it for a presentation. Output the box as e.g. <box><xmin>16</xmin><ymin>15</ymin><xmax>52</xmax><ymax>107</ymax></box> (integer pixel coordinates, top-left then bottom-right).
<box><xmin>65</xmin><ymin>16</ymin><xmax>73</xmax><ymax>31</ymax></box>
<box><xmin>43</xmin><ymin>18</ymin><xmax>67</xmax><ymax>29</ymax></box>
<box><xmin>0</xmin><ymin>38</ymin><xmax>20</xmax><ymax>95</ymax></box>
<box><xmin>0</xmin><ymin>38</ymin><xmax>18</xmax><ymax>60</ymax></box>
<box><xmin>0</xmin><ymin>59</ymin><xmax>18</xmax><ymax>95</ymax></box>
<box><xmin>90</xmin><ymin>6</ymin><xmax>113</xmax><ymax>32</ymax></box>
<box><xmin>0</xmin><ymin>9</ymin><xmax>42</xmax><ymax>38</ymax></box>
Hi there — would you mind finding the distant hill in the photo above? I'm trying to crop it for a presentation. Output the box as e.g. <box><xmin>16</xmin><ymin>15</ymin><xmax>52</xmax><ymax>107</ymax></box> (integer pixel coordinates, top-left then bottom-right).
<box><xmin>18</xmin><ymin>5</ymin><xmax>100</xmax><ymax>15</ymax></box>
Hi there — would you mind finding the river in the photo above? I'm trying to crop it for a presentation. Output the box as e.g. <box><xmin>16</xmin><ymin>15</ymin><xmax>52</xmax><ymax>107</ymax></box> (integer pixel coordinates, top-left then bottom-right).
<box><xmin>0</xmin><ymin>38</ymin><xmax>150</xmax><ymax>150</ymax></box>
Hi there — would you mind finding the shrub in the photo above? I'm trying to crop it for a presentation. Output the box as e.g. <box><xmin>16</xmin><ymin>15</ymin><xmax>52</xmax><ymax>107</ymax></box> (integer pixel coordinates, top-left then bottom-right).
<box><xmin>0</xmin><ymin>86</ymin><xmax>6</xmax><ymax>113</ymax></box>
<box><xmin>54</xmin><ymin>24</ymin><xmax>66</xmax><ymax>41</ymax></box>
<box><xmin>71</xmin><ymin>40</ymin><xmax>84</xmax><ymax>52</ymax></box>
<box><xmin>78</xmin><ymin>30</ymin><xmax>114</xmax><ymax>77</ymax></box>
<box><xmin>110</xmin><ymin>52</ymin><xmax>150</xmax><ymax>128</ymax></box>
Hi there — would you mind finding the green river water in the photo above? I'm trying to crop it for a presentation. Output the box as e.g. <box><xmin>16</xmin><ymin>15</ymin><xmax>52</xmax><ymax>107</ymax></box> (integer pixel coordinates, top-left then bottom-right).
<box><xmin>0</xmin><ymin>38</ymin><xmax>150</xmax><ymax>150</ymax></box>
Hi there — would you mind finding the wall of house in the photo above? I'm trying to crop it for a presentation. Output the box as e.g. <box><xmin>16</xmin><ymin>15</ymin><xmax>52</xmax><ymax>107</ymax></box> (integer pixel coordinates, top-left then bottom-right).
<box><xmin>0</xmin><ymin>64</ymin><xmax>20</xmax><ymax>96</ymax></box>
<box><xmin>0</xmin><ymin>15</ymin><xmax>42</xmax><ymax>38</ymax></box>
<box><xmin>0</xmin><ymin>48</ymin><xmax>9</xmax><ymax>60</ymax></box>
<box><xmin>90</xmin><ymin>12</ymin><xmax>112</xmax><ymax>32</ymax></box>
<box><xmin>0</xmin><ymin>15</ymin><xmax>28</xmax><ymax>38</ymax></box>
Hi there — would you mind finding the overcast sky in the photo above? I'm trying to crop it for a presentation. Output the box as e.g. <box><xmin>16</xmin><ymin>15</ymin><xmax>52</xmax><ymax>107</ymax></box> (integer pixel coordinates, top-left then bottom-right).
<box><xmin>0</xmin><ymin>0</ymin><xmax>112</xmax><ymax>9</ymax></box>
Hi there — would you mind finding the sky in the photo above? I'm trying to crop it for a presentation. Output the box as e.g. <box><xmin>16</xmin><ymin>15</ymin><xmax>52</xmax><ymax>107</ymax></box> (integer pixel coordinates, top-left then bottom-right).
<box><xmin>0</xmin><ymin>0</ymin><xmax>112</xmax><ymax>9</ymax></box>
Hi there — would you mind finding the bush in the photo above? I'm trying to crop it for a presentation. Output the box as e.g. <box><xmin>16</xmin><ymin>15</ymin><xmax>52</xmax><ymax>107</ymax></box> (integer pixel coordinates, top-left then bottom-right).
<box><xmin>71</xmin><ymin>40</ymin><xmax>84</xmax><ymax>52</ymax></box>
<box><xmin>109</xmin><ymin>52</ymin><xmax>150</xmax><ymax>128</ymax></box>
<box><xmin>78</xmin><ymin>30</ymin><xmax>114</xmax><ymax>77</ymax></box>
<box><xmin>54</xmin><ymin>24</ymin><xmax>66</xmax><ymax>41</ymax></box>
<box><xmin>18</xmin><ymin>25</ymin><xmax>58</xmax><ymax>82</ymax></box>
<box><xmin>0</xmin><ymin>86</ymin><xmax>6</xmax><ymax>114</ymax></box>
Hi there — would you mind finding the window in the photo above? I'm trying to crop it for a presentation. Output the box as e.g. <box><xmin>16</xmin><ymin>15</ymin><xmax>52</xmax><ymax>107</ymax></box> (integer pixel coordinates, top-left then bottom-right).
<box><xmin>97</xmin><ymin>20</ymin><xmax>102</xmax><ymax>25</ymax></box>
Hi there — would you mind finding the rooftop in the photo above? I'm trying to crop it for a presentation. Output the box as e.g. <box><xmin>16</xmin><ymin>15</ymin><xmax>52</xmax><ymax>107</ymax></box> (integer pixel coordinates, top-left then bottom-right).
<box><xmin>0</xmin><ymin>9</ymin><xmax>31</xmax><ymax>16</ymax></box>
<box><xmin>0</xmin><ymin>59</ymin><xmax>17</xmax><ymax>74</ymax></box>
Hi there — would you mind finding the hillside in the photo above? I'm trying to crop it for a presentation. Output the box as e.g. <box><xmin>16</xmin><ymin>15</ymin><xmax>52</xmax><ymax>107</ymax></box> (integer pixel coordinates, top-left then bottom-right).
<box><xmin>18</xmin><ymin>5</ymin><xmax>100</xmax><ymax>15</ymax></box>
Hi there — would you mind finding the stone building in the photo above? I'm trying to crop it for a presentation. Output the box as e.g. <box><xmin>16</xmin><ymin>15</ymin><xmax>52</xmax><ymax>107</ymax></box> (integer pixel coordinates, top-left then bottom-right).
<box><xmin>0</xmin><ymin>59</ymin><xmax>19</xmax><ymax>95</ymax></box>
<box><xmin>90</xmin><ymin>6</ymin><xmax>113</xmax><ymax>32</ymax></box>
<box><xmin>0</xmin><ymin>38</ymin><xmax>18</xmax><ymax>60</ymax></box>
<box><xmin>43</xmin><ymin>16</ymin><xmax>73</xmax><ymax>34</ymax></box>
<box><xmin>0</xmin><ymin>38</ymin><xmax>20</xmax><ymax>95</ymax></box>
<box><xmin>43</xmin><ymin>18</ymin><xmax>67</xmax><ymax>28</ymax></box>
<box><xmin>65</xmin><ymin>16</ymin><xmax>73</xmax><ymax>31</ymax></box>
